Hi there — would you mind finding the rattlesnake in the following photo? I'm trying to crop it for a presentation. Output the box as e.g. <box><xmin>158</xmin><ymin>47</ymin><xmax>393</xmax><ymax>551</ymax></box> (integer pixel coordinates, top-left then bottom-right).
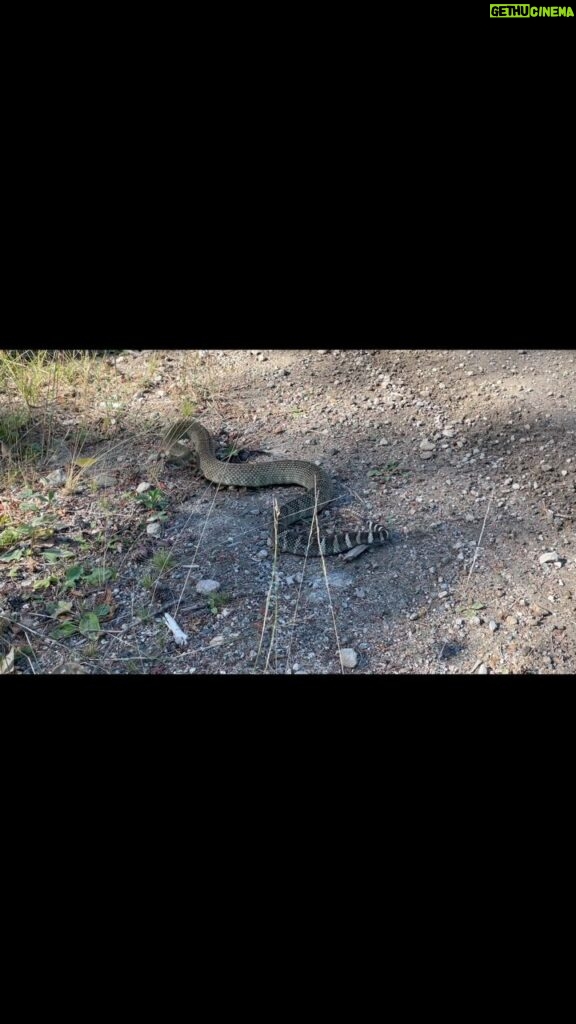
<box><xmin>163</xmin><ymin>420</ymin><xmax>390</xmax><ymax>556</ymax></box>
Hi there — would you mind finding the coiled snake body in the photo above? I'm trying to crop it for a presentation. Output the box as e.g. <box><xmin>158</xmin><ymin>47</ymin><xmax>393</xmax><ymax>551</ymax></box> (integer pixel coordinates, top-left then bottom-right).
<box><xmin>164</xmin><ymin>420</ymin><xmax>389</xmax><ymax>557</ymax></box>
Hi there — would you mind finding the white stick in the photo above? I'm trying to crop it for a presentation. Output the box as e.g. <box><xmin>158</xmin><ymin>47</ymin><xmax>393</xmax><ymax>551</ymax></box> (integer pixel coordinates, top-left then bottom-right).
<box><xmin>163</xmin><ymin>613</ymin><xmax>189</xmax><ymax>646</ymax></box>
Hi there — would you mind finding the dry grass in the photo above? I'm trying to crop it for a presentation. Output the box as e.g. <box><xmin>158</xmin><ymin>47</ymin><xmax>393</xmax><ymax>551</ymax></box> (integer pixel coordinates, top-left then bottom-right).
<box><xmin>2</xmin><ymin>348</ymin><xmax>340</xmax><ymax>675</ymax></box>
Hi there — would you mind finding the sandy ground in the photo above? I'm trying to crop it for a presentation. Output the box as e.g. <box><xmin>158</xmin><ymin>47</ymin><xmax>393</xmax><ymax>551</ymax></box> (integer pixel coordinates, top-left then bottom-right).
<box><xmin>2</xmin><ymin>346</ymin><xmax>575</xmax><ymax>675</ymax></box>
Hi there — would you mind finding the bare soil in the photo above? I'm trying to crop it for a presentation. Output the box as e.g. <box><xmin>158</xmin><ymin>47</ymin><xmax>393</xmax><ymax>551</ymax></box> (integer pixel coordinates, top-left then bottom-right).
<box><xmin>2</xmin><ymin>346</ymin><xmax>575</xmax><ymax>675</ymax></box>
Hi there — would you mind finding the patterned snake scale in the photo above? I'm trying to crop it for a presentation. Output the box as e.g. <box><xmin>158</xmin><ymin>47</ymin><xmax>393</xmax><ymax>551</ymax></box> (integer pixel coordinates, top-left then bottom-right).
<box><xmin>164</xmin><ymin>420</ymin><xmax>390</xmax><ymax>556</ymax></box>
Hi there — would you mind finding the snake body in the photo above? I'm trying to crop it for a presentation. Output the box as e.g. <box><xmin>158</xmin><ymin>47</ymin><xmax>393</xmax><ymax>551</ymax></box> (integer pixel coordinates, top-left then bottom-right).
<box><xmin>164</xmin><ymin>420</ymin><xmax>389</xmax><ymax>556</ymax></box>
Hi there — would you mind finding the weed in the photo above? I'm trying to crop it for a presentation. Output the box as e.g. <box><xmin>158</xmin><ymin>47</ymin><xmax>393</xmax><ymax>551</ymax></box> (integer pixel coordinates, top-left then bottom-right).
<box><xmin>0</xmin><ymin>411</ymin><xmax>29</xmax><ymax>447</ymax></box>
<box><xmin>142</xmin><ymin>551</ymin><xmax>176</xmax><ymax>591</ymax></box>
<box><xmin>181</xmin><ymin>398</ymin><xmax>197</xmax><ymax>418</ymax></box>
<box><xmin>137</xmin><ymin>487</ymin><xmax>168</xmax><ymax>511</ymax></box>
<box><xmin>151</xmin><ymin>551</ymin><xmax>176</xmax><ymax>573</ymax></box>
<box><xmin>368</xmin><ymin>461</ymin><xmax>404</xmax><ymax>481</ymax></box>
<box><xmin>51</xmin><ymin>610</ymin><xmax>104</xmax><ymax>640</ymax></box>
<box><xmin>208</xmin><ymin>593</ymin><xmax>229</xmax><ymax>615</ymax></box>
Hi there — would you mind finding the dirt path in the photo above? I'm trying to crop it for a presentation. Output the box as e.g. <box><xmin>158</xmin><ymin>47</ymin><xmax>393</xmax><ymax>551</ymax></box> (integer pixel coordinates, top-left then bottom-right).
<box><xmin>2</xmin><ymin>347</ymin><xmax>575</xmax><ymax>674</ymax></box>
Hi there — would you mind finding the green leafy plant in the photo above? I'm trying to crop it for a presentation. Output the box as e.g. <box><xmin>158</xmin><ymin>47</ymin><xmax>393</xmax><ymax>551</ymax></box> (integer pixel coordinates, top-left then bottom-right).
<box><xmin>0</xmin><ymin>525</ymin><xmax>29</xmax><ymax>550</ymax></box>
<box><xmin>53</xmin><ymin>564</ymin><xmax>115</xmax><ymax>591</ymax></box>
<box><xmin>368</xmin><ymin>460</ymin><xmax>403</xmax><ymax>480</ymax></box>
<box><xmin>42</xmin><ymin>548</ymin><xmax>76</xmax><ymax>564</ymax></box>
<box><xmin>208</xmin><ymin>593</ymin><xmax>229</xmax><ymax>615</ymax></box>
<box><xmin>137</xmin><ymin>487</ymin><xmax>168</xmax><ymax>511</ymax></box>
<box><xmin>32</xmin><ymin>575</ymin><xmax>60</xmax><ymax>591</ymax></box>
<box><xmin>83</xmin><ymin>567</ymin><xmax>115</xmax><ymax>586</ymax></box>
<box><xmin>459</xmin><ymin>602</ymin><xmax>487</xmax><ymax>618</ymax></box>
<box><xmin>51</xmin><ymin>610</ymin><xmax>104</xmax><ymax>640</ymax></box>
<box><xmin>0</xmin><ymin>547</ymin><xmax>26</xmax><ymax>562</ymax></box>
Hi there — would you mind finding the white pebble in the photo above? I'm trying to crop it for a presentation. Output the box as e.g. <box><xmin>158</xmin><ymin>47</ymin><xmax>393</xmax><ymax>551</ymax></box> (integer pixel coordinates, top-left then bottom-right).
<box><xmin>539</xmin><ymin>551</ymin><xmax>559</xmax><ymax>565</ymax></box>
<box><xmin>340</xmin><ymin>648</ymin><xmax>358</xmax><ymax>668</ymax></box>
<box><xmin>195</xmin><ymin>579</ymin><xmax>221</xmax><ymax>595</ymax></box>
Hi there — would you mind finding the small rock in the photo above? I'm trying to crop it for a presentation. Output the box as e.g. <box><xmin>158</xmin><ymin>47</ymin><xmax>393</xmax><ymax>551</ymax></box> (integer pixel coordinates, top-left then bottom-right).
<box><xmin>420</xmin><ymin>451</ymin><xmax>434</xmax><ymax>460</ymax></box>
<box><xmin>470</xmin><ymin>616</ymin><xmax>482</xmax><ymax>626</ymax></box>
<box><xmin>489</xmin><ymin>620</ymin><xmax>498</xmax><ymax>632</ymax></box>
<box><xmin>340</xmin><ymin>648</ymin><xmax>358</xmax><ymax>668</ymax></box>
<box><xmin>539</xmin><ymin>551</ymin><xmax>559</xmax><ymax>565</ymax></box>
<box><xmin>92</xmin><ymin>473</ymin><xmax>115</xmax><ymax>489</ymax></box>
<box><xmin>146</xmin><ymin>522</ymin><xmax>162</xmax><ymax>537</ymax></box>
<box><xmin>477</xmin><ymin>663</ymin><xmax>489</xmax><ymax>674</ymax></box>
<box><xmin>44</xmin><ymin>468</ymin><xmax>67</xmax><ymax>487</ymax></box>
<box><xmin>196</xmin><ymin>579</ymin><xmax>221</xmax><ymax>595</ymax></box>
<box><xmin>136</xmin><ymin>482</ymin><xmax>152</xmax><ymax>493</ymax></box>
<box><xmin>257</xmin><ymin>549</ymin><xmax>269</xmax><ymax>559</ymax></box>
<box><xmin>420</xmin><ymin>439</ymin><xmax>436</xmax><ymax>451</ymax></box>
